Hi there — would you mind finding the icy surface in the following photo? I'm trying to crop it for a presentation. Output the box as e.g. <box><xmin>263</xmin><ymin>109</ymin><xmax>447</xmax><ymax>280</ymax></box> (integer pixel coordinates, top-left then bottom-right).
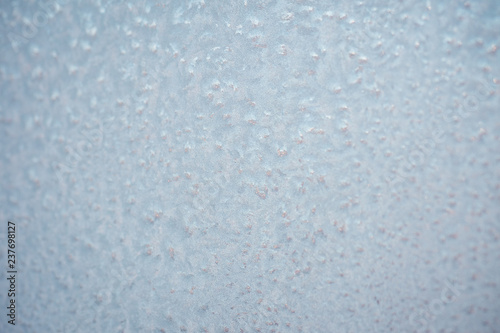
<box><xmin>0</xmin><ymin>0</ymin><xmax>499</xmax><ymax>332</ymax></box>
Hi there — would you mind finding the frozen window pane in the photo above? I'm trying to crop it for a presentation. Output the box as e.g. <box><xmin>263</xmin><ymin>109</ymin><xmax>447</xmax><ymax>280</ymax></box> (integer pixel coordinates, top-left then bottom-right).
<box><xmin>0</xmin><ymin>0</ymin><xmax>499</xmax><ymax>332</ymax></box>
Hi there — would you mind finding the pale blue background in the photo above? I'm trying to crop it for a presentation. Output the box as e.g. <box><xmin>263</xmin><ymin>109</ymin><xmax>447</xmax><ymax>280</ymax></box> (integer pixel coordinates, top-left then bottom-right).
<box><xmin>1</xmin><ymin>1</ymin><xmax>499</xmax><ymax>332</ymax></box>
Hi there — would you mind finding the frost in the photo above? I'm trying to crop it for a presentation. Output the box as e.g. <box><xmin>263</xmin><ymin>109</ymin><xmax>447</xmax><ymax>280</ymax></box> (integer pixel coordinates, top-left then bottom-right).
<box><xmin>1</xmin><ymin>0</ymin><xmax>500</xmax><ymax>332</ymax></box>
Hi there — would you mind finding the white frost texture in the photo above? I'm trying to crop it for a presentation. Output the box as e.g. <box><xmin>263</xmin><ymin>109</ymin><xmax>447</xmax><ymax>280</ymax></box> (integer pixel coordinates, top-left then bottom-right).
<box><xmin>1</xmin><ymin>0</ymin><xmax>500</xmax><ymax>332</ymax></box>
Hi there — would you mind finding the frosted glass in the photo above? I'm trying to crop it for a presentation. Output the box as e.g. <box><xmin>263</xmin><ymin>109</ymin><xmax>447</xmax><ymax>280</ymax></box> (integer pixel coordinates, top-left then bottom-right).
<box><xmin>1</xmin><ymin>1</ymin><xmax>499</xmax><ymax>332</ymax></box>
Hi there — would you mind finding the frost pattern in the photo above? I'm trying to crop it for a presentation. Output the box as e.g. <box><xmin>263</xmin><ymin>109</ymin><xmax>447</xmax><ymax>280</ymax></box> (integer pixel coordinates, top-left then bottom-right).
<box><xmin>0</xmin><ymin>0</ymin><xmax>499</xmax><ymax>332</ymax></box>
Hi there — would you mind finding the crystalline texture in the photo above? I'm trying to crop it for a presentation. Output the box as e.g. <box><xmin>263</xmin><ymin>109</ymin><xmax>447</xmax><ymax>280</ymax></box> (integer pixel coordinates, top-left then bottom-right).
<box><xmin>0</xmin><ymin>0</ymin><xmax>499</xmax><ymax>332</ymax></box>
